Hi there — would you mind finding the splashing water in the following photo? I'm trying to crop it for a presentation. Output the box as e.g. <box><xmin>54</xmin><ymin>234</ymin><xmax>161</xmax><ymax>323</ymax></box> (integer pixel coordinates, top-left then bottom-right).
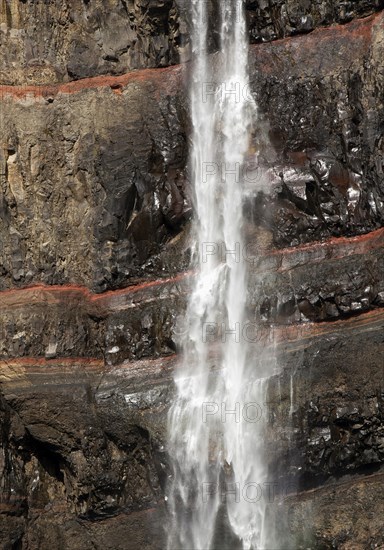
<box><xmin>167</xmin><ymin>1</ymin><xmax>270</xmax><ymax>548</ymax></box>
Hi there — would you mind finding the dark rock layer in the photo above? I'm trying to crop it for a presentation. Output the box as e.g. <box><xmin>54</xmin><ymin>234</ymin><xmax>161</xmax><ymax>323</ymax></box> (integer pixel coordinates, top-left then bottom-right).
<box><xmin>246</xmin><ymin>0</ymin><xmax>384</xmax><ymax>42</ymax></box>
<box><xmin>251</xmin><ymin>13</ymin><xmax>384</xmax><ymax>246</ymax></box>
<box><xmin>1</xmin><ymin>230</ymin><xmax>384</xmax><ymax>365</ymax></box>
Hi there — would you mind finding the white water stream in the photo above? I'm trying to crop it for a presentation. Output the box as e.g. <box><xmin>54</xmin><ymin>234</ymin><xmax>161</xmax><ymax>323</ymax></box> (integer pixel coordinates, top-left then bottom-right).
<box><xmin>167</xmin><ymin>1</ymin><xmax>270</xmax><ymax>548</ymax></box>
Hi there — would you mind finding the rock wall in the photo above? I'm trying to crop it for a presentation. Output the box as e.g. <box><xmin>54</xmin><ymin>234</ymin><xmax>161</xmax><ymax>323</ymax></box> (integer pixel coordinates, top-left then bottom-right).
<box><xmin>246</xmin><ymin>0</ymin><xmax>384</xmax><ymax>41</ymax></box>
<box><xmin>1</xmin><ymin>1</ymin><xmax>384</xmax><ymax>549</ymax></box>
<box><xmin>0</xmin><ymin>0</ymin><xmax>183</xmax><ymax>85</ymax></box>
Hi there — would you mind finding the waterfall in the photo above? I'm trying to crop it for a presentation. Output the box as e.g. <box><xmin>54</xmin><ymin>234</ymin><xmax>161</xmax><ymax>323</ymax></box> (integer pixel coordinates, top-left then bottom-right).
<box><xmin>167</xmin><ymin>1</ymin><xmax>270</xmax><ymax>548</ymax></box>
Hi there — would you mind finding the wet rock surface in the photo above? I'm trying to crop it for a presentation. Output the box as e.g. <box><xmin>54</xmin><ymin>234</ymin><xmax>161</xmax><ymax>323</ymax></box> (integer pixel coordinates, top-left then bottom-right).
<box><xmin>0</xmin><ymin>230</ymin><xmax>383</xmax><ymax>366</ymax></box>
<box><xmin>245</xmin><ymin>0</ymin><xmax>384</xmax><ymax>42</ymax></box>
<box><xmin>249</xmin><ymin>13</ymin><xmax>384</xmax><ymax>246</ymax></box>
<box><xmin>266</xmin><ymin>311</ymin><xmax>384</xmax><ymax>486</ymax></box>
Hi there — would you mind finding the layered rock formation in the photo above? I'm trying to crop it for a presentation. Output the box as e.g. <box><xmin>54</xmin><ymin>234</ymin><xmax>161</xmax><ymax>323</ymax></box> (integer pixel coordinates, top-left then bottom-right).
<box><xmin>1</xmin><ymin>1</ymin><xmax>384</xmax><ymax>549</ymax></box>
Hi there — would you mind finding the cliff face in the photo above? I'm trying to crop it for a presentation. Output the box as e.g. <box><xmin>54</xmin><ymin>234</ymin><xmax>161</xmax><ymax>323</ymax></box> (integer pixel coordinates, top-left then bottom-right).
<box><xmin>0</xmin><ymin>0</ymin><xmax>183</xmax><ymax>84</ymax></box>
<box><xmin>246</xmin><ymin>0</ymin><xmax>384</xmax><ymax>40</ymax></box>
<box><xmin>1</xmin><ymin>2</ymin><xmax>384</xmax><ymax>549</ymax></box>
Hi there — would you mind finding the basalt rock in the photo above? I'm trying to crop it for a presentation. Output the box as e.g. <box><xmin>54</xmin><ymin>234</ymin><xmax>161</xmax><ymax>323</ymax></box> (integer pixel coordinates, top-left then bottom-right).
<box><xmin>248</xmin><ymin>13</ymin><xmax>384</xmax><ymax>247</ymax></box>
<box><xmin>0</xmin><ymin>311</ymin><xmax>383</xmax><ymax>549</ymax></box>
<box><xmin>2</xmin><ymin>0</ymin><xmax>381</xmax><ymax>87</ymax></box>
<box><xmin>1</xmin><ymin>14</ymin><xmax>384</xmax><ymax>293</ymax></box>
<box><xmin>0</xmin><ymin>357</ymin><xmax>170</xmax><ymax>549</ymax></box>
<box><xmin>0</xmin><ymin>68</ymin><xmax>190</xmax><ymax>293</ymax></box>
<box><xmin>245</xmin><ymin>0</ymin><xmax>384</xmax><ymax>42</ymax></box>
<box><xmin>0</xmin><ymin>0</ymin><xmax>184</xmax><ymax>85</ymax></box>
<box><xmin>0</xmin><ymin>231</ymin><xmax>383</xmax><ymax>368</ymax></box>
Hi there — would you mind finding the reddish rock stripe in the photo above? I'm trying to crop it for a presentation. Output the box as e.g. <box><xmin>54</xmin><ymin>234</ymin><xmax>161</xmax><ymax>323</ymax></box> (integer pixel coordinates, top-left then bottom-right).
<box><xmin>0</xmin><ymin>272</ymin><xmax>192</xmax><ymax>311</ymax></box>
<box><xmin>270</xmin><ymin>227</ymin><xmax>384</xmax><ymax>258</ymax></box>
<box><xmin>258</xmin><ymin>10</ymin><xmax>380</xmax><ymax>48</ymax></box>
<box><xmin>267</xmin><ymin>227</ymin><xmax>384</xmax><ymax>272</ymax></box>
<box><xmin>92</xmin><ymin>271</ymin><xmax>190</xmax><ymax>301</ymax></box>
<box><xmin>259</xmin><ymin>9</ymin><xmax>380</xmax><ymax>49</ymax></box>
<box><xmin>0</xmin><ymin>357</ymin><xmax>103</xmax><ymax>368</ymax></box>
<box><xmin>0</xmin><ymin>64</ymin><xmax>183</xmax><ymax>100</ymax></box>
<box><xmin>251</xmin><ymin>11</ymin><xmax>382</xmax><ymax>76</ymax></box>
<box><xmin>274</xmin><ymin>307</ymin><xmax>384</xmax><ymax>347</ymax></box>
<box><xmin>203</xmin><ymin>308</ymin><xmax>384</xmax><ymax>352</ymax></box>
<box><xmin>0</xmin><ymin>12</ymin><xmax>382</xmax><ymax>101</ymax></box>
<box><xmin>0</xmin><ymin>354</ymin><xmax>175</xmax><ymax>373</ymax></box>
<box><xmin>0</xmin><ymin>357</ymin><xmax>105</xmax><ymax>382</ymax></box>
<box><xmin>0</xmin><ymin>354</ymin><xmax>175</xmax><ymax>369</ymax></box>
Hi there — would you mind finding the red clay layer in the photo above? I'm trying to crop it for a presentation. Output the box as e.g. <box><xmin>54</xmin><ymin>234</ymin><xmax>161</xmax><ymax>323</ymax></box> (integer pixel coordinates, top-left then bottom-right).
<box><xmin>0</xmin><ymin>12</ymin><xmax>382</xmax><ymax>100</ymax></box>
<box><xmin>268</xmin><ymin>227</ymin><xmax>384</xmax><ymax>272</ymax></box>
<box><xmin>0</xmin><ymin>353</ymin><xmax>176</xmax><ymax>378</ymax></box>
<box><xmin>262</xmin><ymin>10</ymin><xmax>379</xmax><ymax>48</ymax></box>
<box><xmin>275</xmin><ymin>307</ymin><xmax>384</xmax><ymax>344</ymax></box>
<box><xmin>282</xmin><ymin>227</ymin><xmax>384</xmax><ymax>253</ymax></box>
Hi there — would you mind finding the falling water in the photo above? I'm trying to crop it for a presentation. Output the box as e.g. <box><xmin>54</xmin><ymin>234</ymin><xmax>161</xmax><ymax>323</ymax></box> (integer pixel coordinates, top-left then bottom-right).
<box><xmin>167</xmin><ymin>1</ymin><xmax>270</xmax><ymax>548</ymax></box>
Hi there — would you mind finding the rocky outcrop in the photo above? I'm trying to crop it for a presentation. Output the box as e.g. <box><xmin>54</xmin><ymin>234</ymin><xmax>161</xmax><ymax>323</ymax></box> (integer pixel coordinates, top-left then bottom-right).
<box><xmin>1</xmin><ymin>230</ymin><xmax>384</xmax><ymax>368</ymax></box>
<box><xmin>0</xmin><ymin>67</ymin><xmax>190</xmax><ymax>293</ymax></box>
<box><xmin>0</xmin><ymin>356</ymin><xmax>170</xmax><ymax>550</ymax></box>
<box><xmin>249</xmin><ymin>13</ymin><xmax>384</xmax><ymax>246</ymax></box>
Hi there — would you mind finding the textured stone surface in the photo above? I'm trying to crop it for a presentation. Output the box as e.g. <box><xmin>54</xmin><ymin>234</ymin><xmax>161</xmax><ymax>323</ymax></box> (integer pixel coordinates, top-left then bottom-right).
<box><xmin>1</xmin><ymin>14</ymin><xmax>384</xmax><ymax>294</ymax></box>
<box><xmin>245</xmin><ymin>0</ymin><xmax>384</xmax><ymax>42</ymax></box>
<box><xmin>0</xmin><ymin>355</ymin><xmax>171</xmax><ymax>549</ymax></box>
<box><xmin>0</xmin><ymin>67</ymin><xmax>190</xmax><ymax>293</ymax></box>
<box><xmin>0</xmin><ymin>311</ymin><xmax>383</xmax><ymax>549</ymax></box>
<box><xmin>273</xmin><ymin>472</ymin><xmax>384</xmax><ymax>549</ymax></box>
<box><xmin>1</xmin><ymin>230</ymin><xmax>383</xmax><ymax>367</ymax></box>
<box><xmin>2</xmin><ymin>0</ymin><xmax>381</xmax><ymax>86</ymax></box>
<box><xmin>0</xmin><ymin>0</ymin><xmax>183</xmax><ymax>85</ymax></box>
<box><xmin>266</xmin><ymin>310</ymin><xmax>384</xmax><ymax>485</ymax></box>
<box><xmin>249</xmin><ymin>13</ymin><xmax>384</xmax><ymax>246</ymax></box>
